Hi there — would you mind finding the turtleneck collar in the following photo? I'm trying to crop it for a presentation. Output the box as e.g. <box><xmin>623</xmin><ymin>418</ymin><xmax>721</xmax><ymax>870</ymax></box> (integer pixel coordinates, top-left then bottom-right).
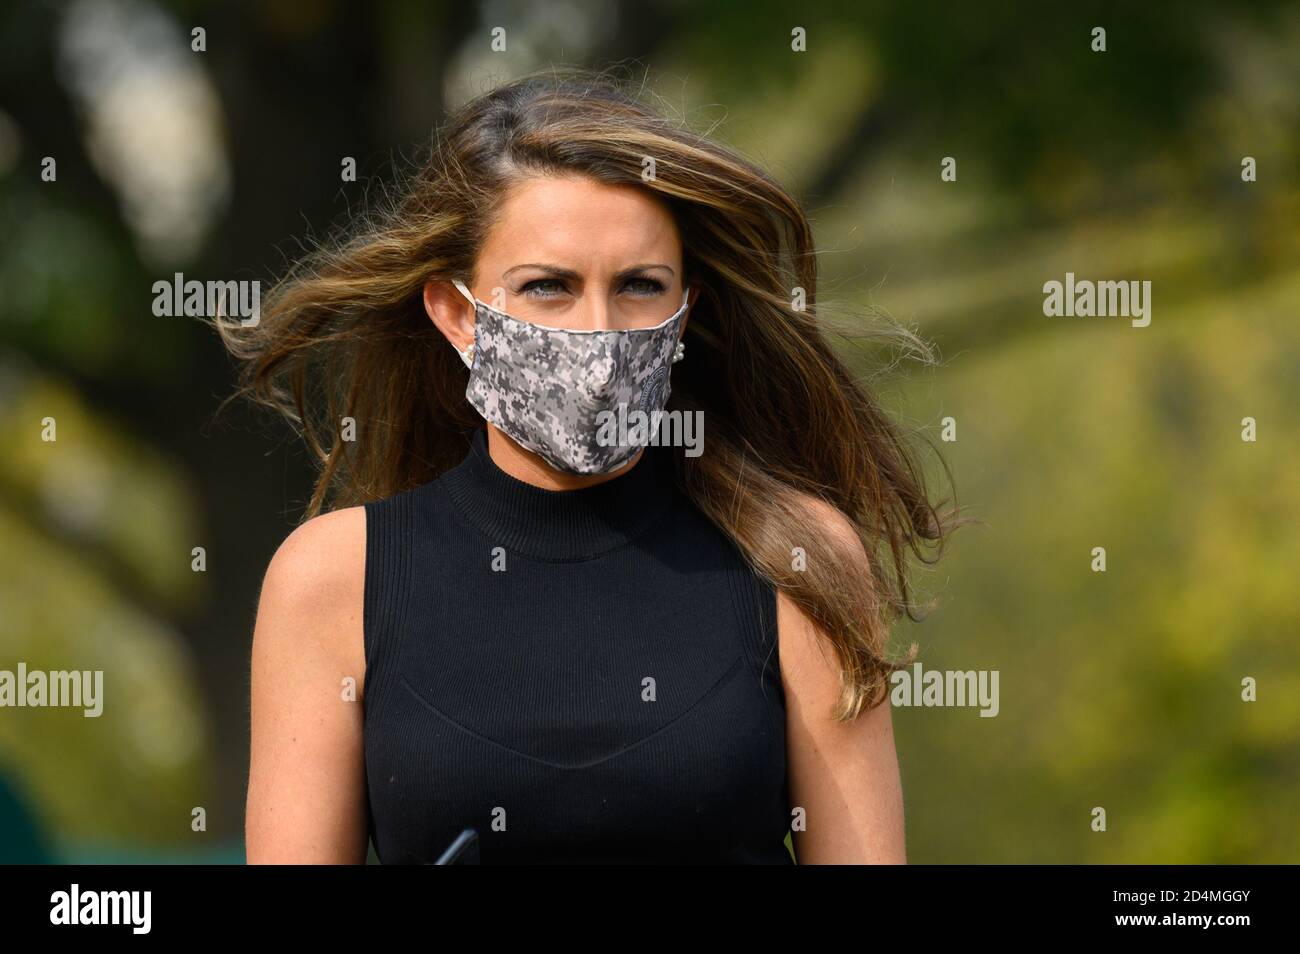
<box><xmin>439</xmin><ymin>427</ymin><xmax>680</xmax><ymax>561</ymax></box>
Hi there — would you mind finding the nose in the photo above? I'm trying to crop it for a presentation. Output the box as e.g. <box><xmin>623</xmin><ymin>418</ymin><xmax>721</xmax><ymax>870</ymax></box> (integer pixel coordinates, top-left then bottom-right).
<box><xmin>582</xmin><ymin>345</ymin><xmax>622</xmax><ymax>394</ymax></box>
<box><xmin>578</xmin><ymin>295</ymin><xmax>615</xmax><ymax>331</ymax></box>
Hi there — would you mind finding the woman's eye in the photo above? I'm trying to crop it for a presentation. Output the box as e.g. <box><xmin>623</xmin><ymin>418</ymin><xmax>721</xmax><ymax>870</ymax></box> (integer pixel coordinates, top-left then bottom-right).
<box><xmin>623</xmin><ymin>277</ymin><xmax>665</xmax><ymax>296</ymax></box>
<box><xmin>521</xmin><ymin>279</ymin><xmax>567</xmax><ymax>298</ymax></box>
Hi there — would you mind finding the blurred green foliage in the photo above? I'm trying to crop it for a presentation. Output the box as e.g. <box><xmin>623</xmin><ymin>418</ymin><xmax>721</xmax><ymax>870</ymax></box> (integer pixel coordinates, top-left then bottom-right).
<box><xmin>890</xmin><ymin>266</ymin><xmax>1300</xmax><ymax>862</ymax></box>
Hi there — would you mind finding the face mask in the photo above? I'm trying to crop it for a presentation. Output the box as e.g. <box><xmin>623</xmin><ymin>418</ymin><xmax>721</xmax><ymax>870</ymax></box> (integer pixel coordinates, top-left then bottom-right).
<box><xmin>451</xmin><ymin>279</ymin><xmax>690</xmax><ymax>475</ymax></box>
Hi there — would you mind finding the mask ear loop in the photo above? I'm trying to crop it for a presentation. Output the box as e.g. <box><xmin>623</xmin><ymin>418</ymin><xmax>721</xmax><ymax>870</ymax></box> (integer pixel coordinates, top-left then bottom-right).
<box><xmin>672</xmin><ymin>286</ymin><xmax>690</xmax><ymax>363</ymax></box>
<box><xmin>450</xmin><ymin>279</ymin><xmax>477</xmax><ymax>369</ymax></box>
<box><xmin>451</xmin><ymin>278</ymin><xmax>476</xmax><ymax>307</ymax></box>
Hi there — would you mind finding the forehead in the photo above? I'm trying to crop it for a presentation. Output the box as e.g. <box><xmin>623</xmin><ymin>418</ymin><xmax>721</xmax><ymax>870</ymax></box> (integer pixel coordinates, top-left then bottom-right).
<box><xmin>479</xmin><ymin>175</ymin><xmax>682</xmax><ymax>269</ymax></box>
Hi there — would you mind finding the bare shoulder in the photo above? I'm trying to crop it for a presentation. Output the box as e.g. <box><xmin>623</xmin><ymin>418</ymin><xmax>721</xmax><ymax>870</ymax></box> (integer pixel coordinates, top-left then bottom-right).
<box><xmin>254</xmin><ymin>506</ymin><xmax>368</xmax><ymax>689</ymax></box>
<box><xmin>791</xmin><ymin>493</ymin><xmax>867</xmax><ymax>561</ymax></box>
<box><xmin>246</xmin><ymin>505</ymin><xmax>370</xmax><ymax>862</ymax></box>
<box><xmin>776</xmin><ymin>493</ymin><xmax>866</xmax><ymax>683</ymax></box>
<box><xmin>775</xmin><ymin>495</ymin><xmax>906</xmax><ymax>862</ymax></box>
<box><xmin>262</xmin><ymin>506</ymin><xmax>367</xmax><ymax>599</ymax></box>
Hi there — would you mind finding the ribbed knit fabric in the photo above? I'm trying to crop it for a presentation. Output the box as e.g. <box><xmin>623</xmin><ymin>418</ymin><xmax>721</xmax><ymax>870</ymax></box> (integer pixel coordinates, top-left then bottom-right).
<box><xmin>362</xmin><ymin>426</ymin><xmax>793</xmax><ymax>864</ymax></box>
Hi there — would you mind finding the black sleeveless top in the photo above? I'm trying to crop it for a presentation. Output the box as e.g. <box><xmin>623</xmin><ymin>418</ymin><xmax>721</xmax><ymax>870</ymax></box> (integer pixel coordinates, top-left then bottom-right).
<box><xmin>361</xmin><ymin>427</ymin><xmax>793</xmax><ymax>864</ymax></box>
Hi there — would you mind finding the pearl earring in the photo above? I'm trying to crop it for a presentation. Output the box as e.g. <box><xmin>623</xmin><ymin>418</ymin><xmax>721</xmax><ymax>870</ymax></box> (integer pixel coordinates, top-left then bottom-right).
<box><xmin>672</xmin><ymin>341</ymin><xmax>685</xmax><ymax>364</ymax></box>
<box><xmin>459</xmin><ymin>343</ymin><xmax>475</xmax><ymax>369</ymax></box>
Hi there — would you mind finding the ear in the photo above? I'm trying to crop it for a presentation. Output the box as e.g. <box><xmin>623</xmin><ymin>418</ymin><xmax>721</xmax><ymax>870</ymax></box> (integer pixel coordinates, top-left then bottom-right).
<box><xmin>422</xmin><ymin>280</ymin><xmax>476</xmax><ymax>353</ymax></box>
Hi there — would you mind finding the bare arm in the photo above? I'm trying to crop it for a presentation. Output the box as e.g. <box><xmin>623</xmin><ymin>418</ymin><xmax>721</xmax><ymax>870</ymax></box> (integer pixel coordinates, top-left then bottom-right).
<box><xmin>779</xmin><ymin>504</ymin><xmax>907</xmax><ymax>864</ymax></box>
<box><xmin>245</xmin><ymin>506</ymin><xmax>370</xmax><ymax>863</ymax></box>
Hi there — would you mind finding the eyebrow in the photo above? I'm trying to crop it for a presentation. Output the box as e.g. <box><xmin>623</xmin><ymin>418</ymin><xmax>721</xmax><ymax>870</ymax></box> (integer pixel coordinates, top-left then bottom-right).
<box><xmin>503</xmin><ymin>263</ymin><xmax>675</xmax><ymax>281</ymax></box>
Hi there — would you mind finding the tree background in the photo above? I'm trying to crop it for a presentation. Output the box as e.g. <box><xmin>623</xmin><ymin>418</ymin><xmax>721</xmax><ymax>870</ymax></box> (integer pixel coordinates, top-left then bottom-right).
<box><xmin>1</xmin><ymin>0</ymin><xmax>1297</xmax><ymax>862</ymax></box>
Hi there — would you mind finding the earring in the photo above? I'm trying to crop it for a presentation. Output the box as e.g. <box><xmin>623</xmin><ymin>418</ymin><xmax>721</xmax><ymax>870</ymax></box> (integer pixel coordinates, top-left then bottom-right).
<box><xmin>672</xmin><ymin>340</ymin><xmax>685</xmax><ymax>364</ymax></box>
<box><xmin>459</xmin><ymin>343</ymin><xmax>475</xmax><ymax>369</ymax></box>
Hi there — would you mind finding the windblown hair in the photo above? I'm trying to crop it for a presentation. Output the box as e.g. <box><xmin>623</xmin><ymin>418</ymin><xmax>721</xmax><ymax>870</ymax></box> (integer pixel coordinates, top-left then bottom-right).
<box><xmin>215</xmin><ymin>65</ymin><xmax>968</xmax><ymax>722</ymax></box>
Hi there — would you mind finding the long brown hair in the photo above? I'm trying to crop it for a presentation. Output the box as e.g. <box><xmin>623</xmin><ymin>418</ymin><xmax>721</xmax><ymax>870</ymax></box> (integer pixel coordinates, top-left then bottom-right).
<box><xmin>215</xmin><ymin>64</ymin><xmax>968</xmax><ymax>722</ymax></box>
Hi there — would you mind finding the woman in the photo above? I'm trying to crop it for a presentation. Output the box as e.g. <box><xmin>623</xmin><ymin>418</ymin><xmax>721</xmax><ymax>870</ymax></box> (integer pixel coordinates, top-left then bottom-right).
<box><xmin>231</xmin><ymin>67</ymin><xmax>958</xmax><ymax>864</ymax></box>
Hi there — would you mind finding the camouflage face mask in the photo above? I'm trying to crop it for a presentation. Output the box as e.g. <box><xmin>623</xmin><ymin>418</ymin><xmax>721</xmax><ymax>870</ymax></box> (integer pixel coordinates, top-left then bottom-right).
<box><xmin>451</xmin><ymin>279</ymin><xmax>690</xmax><ymax>475</ymax></box>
